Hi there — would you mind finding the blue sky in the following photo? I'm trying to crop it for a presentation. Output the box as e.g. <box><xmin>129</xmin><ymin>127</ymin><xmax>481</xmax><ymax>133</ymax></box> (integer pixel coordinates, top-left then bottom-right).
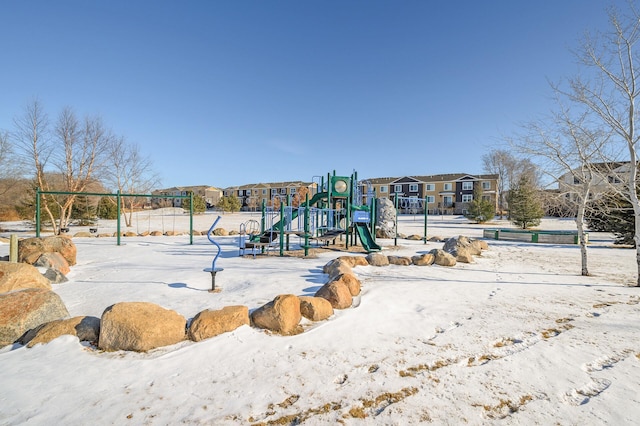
<box><xmin>0</xmin><ymin>1</ymin><xmax>615</xmax><ymax>189</ymax></box>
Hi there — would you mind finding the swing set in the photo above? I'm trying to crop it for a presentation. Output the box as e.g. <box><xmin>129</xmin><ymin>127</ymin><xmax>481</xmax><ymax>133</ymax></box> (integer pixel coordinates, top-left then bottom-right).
<box><xmin>34</xmin><ymin>188</ymin><xmax>197</xmax><ymax>245</ymax></box>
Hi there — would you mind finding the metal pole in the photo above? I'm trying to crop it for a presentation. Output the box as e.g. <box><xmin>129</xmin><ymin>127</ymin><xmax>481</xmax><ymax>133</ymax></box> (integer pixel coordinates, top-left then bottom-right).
<box><xmin>279</xmin><ymin>201</ymin><xmax>285</xmax><ymax>257</ymax></box>
<box><xmin>189</xmin><ymin>192</ymin><xmax>194</xmax><ymax>245</ymax></box>
<box><xmin>117</xmin><ymin>190</ymin><xmax>121</xmax><ymax>246</ymax></box>
<box><xmin>35</xmin><ymin>187</ymin><xmax>41</xmax><ymax>238</ymax></box>
<box><xmin>304</xmin><ymin>193</ymin><xmax>310</xmax><ymax>257</ymax></box>
<box><xmin>394</xmin><ymin>194</ymin><xmax>399</xmax><ymax>247</ymax></box>
<box><xmin>424</xmin><ymin>197</ymin><xmax>428</xmax><ymax>244</ymax></box>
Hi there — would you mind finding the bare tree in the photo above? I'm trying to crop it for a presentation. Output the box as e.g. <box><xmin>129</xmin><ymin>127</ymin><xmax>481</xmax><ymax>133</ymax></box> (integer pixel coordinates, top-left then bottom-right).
<box><xmin>560</xmin><ymin>3</ymin><xmax>640</xmax><ymax>286</ymax></box>
<box><xmin>483</xmin><ymin>149</ymin><xmax>541</xmax><ymax>217</ymax></box>
<box><xmin>513</xmin><ymin>107</ymin><xmax>611</xmax><ymax>276</ymax></box>
<box><xmin>104</xmin><ymin>137</ymin><xmax>160</xmax><ymax>227</ymax></box>
<box><xmin>0</xmin><ymin>130</ymin><xmax>17</xmax><ymax>195</ymax></box>
<box><xmin>12</xmin><ymin>99</ymin><xmax>59</xmax><ymax>230</ymax></box>
<box><xmin>50</xmin><ymin>109</ymin><xmax>111</xmax><ymax>230</ymax></box>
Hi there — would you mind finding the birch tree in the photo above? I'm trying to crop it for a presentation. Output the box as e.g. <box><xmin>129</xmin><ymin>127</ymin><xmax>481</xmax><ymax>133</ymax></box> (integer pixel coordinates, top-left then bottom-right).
<box><xmin>513</xmin><ymin>107</ymin><xmax>611</xmax><ymax>276</ymax></box>
<box><xmin>562</xmin><ymin>3</ymin><xmax>640</xmax><ymax>286</ymax></box>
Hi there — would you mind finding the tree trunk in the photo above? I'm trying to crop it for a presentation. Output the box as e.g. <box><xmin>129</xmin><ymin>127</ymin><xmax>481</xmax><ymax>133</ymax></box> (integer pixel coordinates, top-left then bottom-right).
<box><xmin>576</xmin><ymin>200</ymin><xmax>589</xmax><ymax>276</ymax></box>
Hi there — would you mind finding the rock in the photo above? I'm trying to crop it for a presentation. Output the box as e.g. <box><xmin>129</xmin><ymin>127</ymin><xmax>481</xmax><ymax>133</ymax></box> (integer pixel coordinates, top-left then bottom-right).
<box><xmin>323</xmin><ymin>259</ymin><xmax>353</xmax><ymax>280</ymax></box>
<box><xmin>430</xmin><ymin>249</ymin><xmax>457</xmax><ymax>267</ymax></box>
<box><xmin>456</xmin><ymin>247</ymin><xmax>474</xmax><ymax>263</ymax></box>
<box><xmin>18</xmin><ymin>236</ymin><xmax>77</xmax><ymax>266</ymax></box>
<box><xmin>34</xmin><ymin>252</ymin><xmax>70</xmax><ymax>275</ymax></box>
<box><xmin>0</xmin><ymin>289</ymin><xmax>69</xmax><ymax>348</ymax></box>
<box><xmin>42</xmin><ymin>268</ymin><xmax>68</xmax><ymax>284</ymax></box>
<box><xmin>124</xmin><ymin>231</ymin><xmax>138</xmax><ymax>237</ymax></box>
<box><xmin>98</xmin><ymin>233</ymin><xmax>112</xmax><ymax>238</ymax></box>
<box><xmin>428</xmin><ymin>236</ymin><xmax>445</xmax><ymax>242</ymax></box>
<box><xmin>376</xmin><ymin>198</ymin><xmax>396</xmax><ymax>238</ymax></box>
<box><xmin>471</xmin><ymin>239</ymin><xmax>489</xmax><ymax>251</ymax></box>
<box><xmin>98</xmin><ymin>302</ymin><xmax>186</xmax><ymax>352</ymax></box>
<box><xmin>187</xmin><ymin>305</ymin><xmax>249</xmax><ymax>342</ymax></box>
<box><xmin>406</xmin><ymin>234</ymin><xmax>423</xmax><ymax>241</ymax></box>
<box><xmin>139</xmin><ymin>231</ymin><xmax>150</xmax><ymax>237</ymax></box>
<box><xmin>411</xmin><ymin>253</ymin><xmax>435</xmax><ymax>266</ymax></box>
<box><xmin>315</xmin><ymin>280</ymin><xmax>353</xmax><ymax>309</ymax></box>
<box><xmin>443</xmin><ymin>235</ymin><xmax>482</xmax><ymax>257</ymax></box>
<box><xmin>251</xmin><ymin>294</ymin><xmax>302</xmax><ymax>335</ymax></box>
<box><xmin>0</xmin><ymin>262</ymin><xmax>52</xmax><ymax>293</ymax></box>
<box><xmin>228</xmin><ymin>230</ymin><xmax>239</xmax><ymax>236</ymax></box>
<box><xmin>150</xmin><ymin>231</ymin><xmax>163</xmax><ymax>236</ymax></box>
<box><xmin>21</xmin><ymin>316</ymin><xmax>100</xmax><ymax>347</ymax></box>
<box><xmin>73</xmin><ymin>231</ymin><xmax>93</xmax><ymax>238</ymax></box>
<box><xmin>388</xmin><ymin>255</ymin><xmax>412</xmax><ymax>266</ymax></box>
<box><xmin>366</xmin><ymin>252</ymin><xmax>389</xmax><ymax>267</ymax></box>
<box><xmin>212</xmin><ymin>228</ymin><xmax>229</xmax><ymax>236</ymax></box>
<box><xmin>335</xmin><ymin>256</ymin><xmax>369</xmax><ymax>268</ymax></box>
<box><xmin>299</xmin><ymin>296</ymin><xmax>333</xmax><ymax>321</ymax></box>
<box><xmin>329</xmin><ymin>273</ymin><xmax>361</xmax><ymax>296</ymax></box>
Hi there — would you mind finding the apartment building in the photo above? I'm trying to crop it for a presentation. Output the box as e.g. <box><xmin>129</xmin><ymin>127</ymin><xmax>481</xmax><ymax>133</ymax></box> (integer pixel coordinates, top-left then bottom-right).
<box><xmin>224</xmin><ymin>181</ymin><xmax>318</xmax><ymax>210</ymax></box>
<box><xmin>152</xmin><ymin>185</ymin><xmax>222</xmax><ymax>208</ymax></box>
<box><xmin>558</xmin><ymin>161</ymin><xmax>630</xmax><ymax>201</ymax></box>
<box><xmin>360</xmin><ymin>173</ymin><xmax>499</xmax><ymax>215</ymax></box>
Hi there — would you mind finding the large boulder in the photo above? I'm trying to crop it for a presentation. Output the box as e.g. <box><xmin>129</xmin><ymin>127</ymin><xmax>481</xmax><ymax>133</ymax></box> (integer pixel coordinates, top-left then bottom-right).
<box><xmin>388</xmin><ymin>255</ymin><xmax>412</xmax><ymax>266</ymax></box>
<box><xmin>299</xmin><ymin>296</ymin><xmax>333</xmax><ymax>321</ymax></box>
<box><xmin>18</xmin><ymin>236</ymin><xmax>77</xmax><ymax>266</ymax></box>
<box><xmin>0</xmin><ymin>289</ymin><xmax>69</xmax><ymax>348</ymax></box>
<box><xmin>335</xmin><ymin>256</ymin><xmax>369</xmax><ymax>268</ymax></box>
<box><xmin>455</xmin><ymin>246</ymin><xmax>474</xmax><ymax>263</ymax></box>
<box><xmin>366</xmin><ymin>252</ymin><xmax>389</xmax><ymax>267</ymax></box>
<box><xmin>329</xmin><ymin>273</ymin><xmax>361</xmax><ymax>296</ymax></box>
<box><xmin>315</xmin><ymin>280</ymin><xmax>353</xmax><ymax>310</ymax></box>
<box><xmin>251</xmin><ymin>294</ymin><xmax>302</xmax><ymax>335</ymax></box>
<box><xmin>412</xmin><ymin>253</ymin><xmax>435</xmax><ymax>266</ymax></box>
<box><xmin>443</xmin><ymin>235</ymin><xmax>482</xmax><ymax>257</ymax></box>
<box><xmin>187</xmin><ymin>305</ymin><xmax>249</xmax><ymax>342</ymax></box>
<box><xmin>34</xmin><ymin>252</ymin><xmax>71</xmax><ymax>275</ymax></box>
<box><xmin>42</xmin><ymin>268</ymin><xmax>69</xmax><ymax>284</ymax></box>
<box><xmin>376</xmin><ymin>198</ymin><xmax>396</xmax><ymax>238</ymax></box>
<box><xmin>0</xmin><ymin>262</ymin><xmax>52</xmax><ymax>293</ymax></box>
<box><xmin>98</xmin><ymin>302</ymin><xmax>186</xmax><ymax>352</ymax></box>
<box><xmin>20</xmin><ymin>316</ymin><xmax>100</xmax><ymax>348</ymax></box>
<box><xmin>323</xmin><ymin>259</ymin><xmax>353</xmax><ymax>280</ymax></box>
<box><xmin>430</xmin><ymin>249</ymin><xmax>457</xmax><ymax>267</ymax></box>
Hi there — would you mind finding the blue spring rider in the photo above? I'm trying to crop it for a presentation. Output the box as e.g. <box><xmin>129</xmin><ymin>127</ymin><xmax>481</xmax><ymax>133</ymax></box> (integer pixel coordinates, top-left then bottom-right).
<box><xmin>204</xmin><ymin>216</ymin><xmax>224</xmax><ymax>292</ymax></box>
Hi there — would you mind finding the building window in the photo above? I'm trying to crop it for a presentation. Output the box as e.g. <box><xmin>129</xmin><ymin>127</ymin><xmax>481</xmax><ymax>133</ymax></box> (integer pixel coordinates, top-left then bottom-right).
<box><xmin>462</xmin><ymin>182</ymin><xmax>473</xmax><ymax>191</ymax></box>
<box><xmin>482</xmin><ymin>195</ymin><xmax>491</xmax><ymax>201</ymax></box>
<box><xmin>482</xmin><ymin>181</ymin><xmax>491</xmax><ymax>190</ymax></box>
<box><xmin>271</xmin><ymin>189</ymin><xmax>277</xmax><ymax>194</ymax></box>
<box><xmin>462</xmin><ymin>194</ymin><xmax>473</xmax><ymax>203</ymax></box>
<box><xmin>394</xmin><ymin>185</ymin><xmax>402</xmax><ymax>193</ymax></box>
<box><xmin>409</xmin><ymin>184</ymin><xmax>418</xmax><ymax>192</ymax></box>
<box><xmin>425</xmin><ymin>184</ymin><xmax>435</xmax><ymax>191</ymax></box>
<box><xmin>262</xmin><ymin>189</ymin><xmax>267</xmax><ymax>195</ymax></box>
<box><xmin>443</xmin><ymin>183</ymin><xmax>452</xmax><ymax>191</ymax></box>
<box><xmin>608</xmin><ymin>176</ymin><xmax>622</xmax><ymax>184</ymax></box>
<box><xmin>280</xmin><ymin>188</ymin><xmax>286</xmax><ymax>194</ymax></box>
<box><xmin>379</xmin><ymin>186</ymin><xmax>388</xmax><ymax>193</ymax></box>
<box><xmin>290</xmin><ymin>188</ymin><xmax>296</xmax><ymax>194</ymax></box>
<box><xmin>427</xmin><ymin>195</ymin><xmax>435</xmax><ymax>203</ymax></box>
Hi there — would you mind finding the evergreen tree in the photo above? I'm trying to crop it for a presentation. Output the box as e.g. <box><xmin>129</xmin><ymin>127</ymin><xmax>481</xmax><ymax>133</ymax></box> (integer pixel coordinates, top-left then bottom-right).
<box><xmin>586</xmin><ymin>192</ymin><xmax>634</xmax><ymax>246</ymax></box>
<box><xmin>464</xmin><ymin>185</ymin><xmax>495</xmax><ymax>223</ymax></box>
<box><xmin>181</xmin><ymin>192</ymin><xmax>206</xmax><ymax>214</ymax></box>
<box><xmin>97</xmin><ymin>196</ymin><xmax>118</xmax><ymax>220</ymax></box>
<box><xmin>218</xmin><ymin>195</ymin><xmax>241</xmax><ymax>213</ymax></box>
<box><xmin>507</xmin><ymin>176</ymin><xmax>544</xmax><ymax>229</ymax></box>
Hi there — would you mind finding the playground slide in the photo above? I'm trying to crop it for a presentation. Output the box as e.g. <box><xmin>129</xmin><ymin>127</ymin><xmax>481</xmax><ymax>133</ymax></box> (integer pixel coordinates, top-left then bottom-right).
<box><xmin>250</xmin><ymin>192</ymin><xmax>329</xmax><ymax>243</ymax></box>
<box><xmin>355</xmin><ymin>222</ymin><xmax>381</xmax><ymax>252</ymax></box>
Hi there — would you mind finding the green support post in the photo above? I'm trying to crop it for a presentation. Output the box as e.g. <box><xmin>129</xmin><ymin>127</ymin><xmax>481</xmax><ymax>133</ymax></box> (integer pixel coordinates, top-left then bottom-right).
<box><xmin>304</xmin><ymin>194</ymin><xmax>310</xmax><ymax>257</ymax></box>
<box><xmin>117</xmin><ymin>190</ymin><xmax>121</xmax><ymax>246</ymax></box>
<box><xmin>371</xmin><ymin>197</ymin><xmax>377</xmax><ymax>244</ymax></box>
<box><xmin>394</xmin><ymin>195</ymin><xmax>399</xmax><ymax>247</ymax></box>
<box><xmin>423</xmin><ymin>200</ymin><xmax>428</xmax><ymax>244</ymax></box>
<box><xmin>189</xmin><ymin>192</ymin><xmax>194</xmax><ymax>245</ymax></box>
<box><xmin>279</xmin><ymin>201</ymin><xmax>285</xmax><ymax>256</ymax></box>
<box><xmin>35</xmin><ymin>187</ymin><xmax>41</xmax><ymax>238</ymax></box>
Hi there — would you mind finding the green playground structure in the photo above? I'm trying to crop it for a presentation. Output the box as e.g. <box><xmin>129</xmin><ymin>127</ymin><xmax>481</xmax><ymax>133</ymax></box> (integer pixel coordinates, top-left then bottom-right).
<box><xmin>246</xmin><ymin>171</ymin><xmax>381</xmax><ymax>256</ymax></box>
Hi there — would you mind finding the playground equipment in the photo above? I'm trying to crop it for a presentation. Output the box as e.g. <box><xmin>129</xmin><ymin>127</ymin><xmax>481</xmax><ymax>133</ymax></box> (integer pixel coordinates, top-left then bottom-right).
<box><xmin>238</xmin><ymin>219</ymin><xmax>261</xmax><ymax>257</ymax></box>
<box><xmin>246</xmin><ymin>171</ymin><xmax>381</xmax><ymax>255</ymax></box>
<box><xmin>203</xmin><ymin>216</ymin><xmax>224</xmax><ymax>292</ymax></box>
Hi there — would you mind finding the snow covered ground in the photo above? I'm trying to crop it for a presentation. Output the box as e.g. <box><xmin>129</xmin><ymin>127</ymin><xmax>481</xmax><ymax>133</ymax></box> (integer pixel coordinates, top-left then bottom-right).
<box><xmin>1</xmin><ymin>212</ymin><xmax>639</xmax><ymax>425</ymax></box>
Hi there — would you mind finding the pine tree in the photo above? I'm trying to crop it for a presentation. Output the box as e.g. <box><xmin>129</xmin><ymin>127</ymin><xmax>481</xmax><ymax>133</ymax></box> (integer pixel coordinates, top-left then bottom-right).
<box><xmin>218</xmin><ymin>195</ymin><xmax>241</xmax><ymax>213</ymax></box>
<box><xmin>464</xmin><ymin>185</ymin><xmax>495</xmax><ymax>223</ymax></box>
<box><xmin>507</xmin><ymin>176</ymin><xmax>544</xmax><ymax>229</ymax></box>
<box><xmin>586</xmin><ymin>192</ymin><xmax>634</xmax><ymax>246</ymax></box>
<box><xmin>181</xmin><ymin>192</ymin><xmax>206</xmax><ymax>214</ymax></box>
